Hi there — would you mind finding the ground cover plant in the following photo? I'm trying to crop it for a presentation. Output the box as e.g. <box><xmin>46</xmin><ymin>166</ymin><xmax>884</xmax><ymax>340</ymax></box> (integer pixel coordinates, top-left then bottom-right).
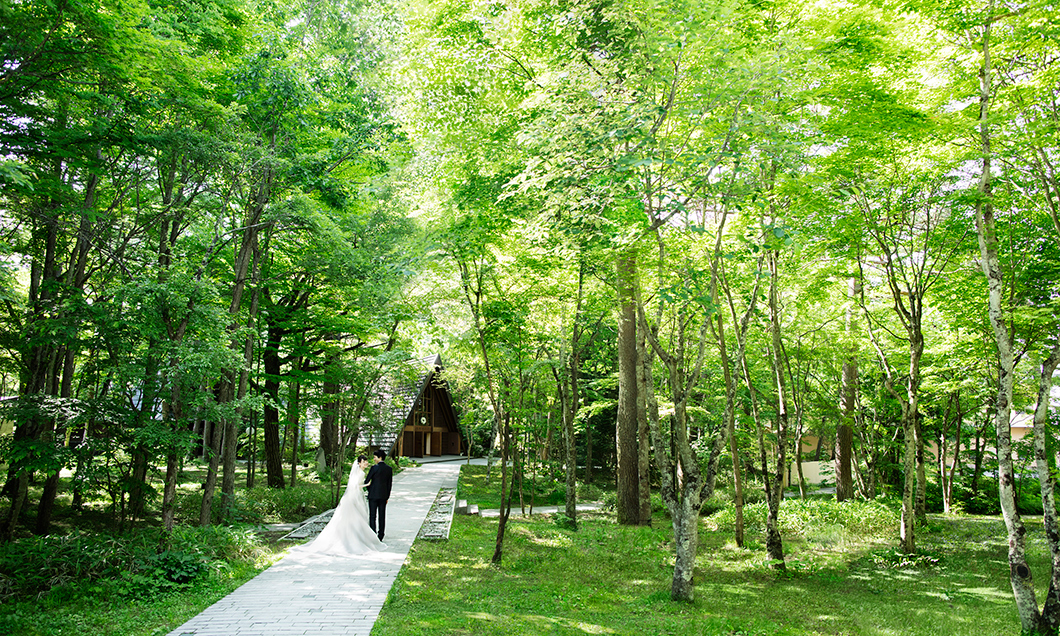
<box><xmin>375</xmin><ymin>499</ymin><xmax>1038</xmax><ymax>635</ymax></box>
<box><xmin>0</xmin><ymin>453</ymin><xmax>406</xmax><ymax>635</ymax></box>
<box><xmin>457</xmin><ymin>464</ymin><xmax>610</xmax><ymax>510</ymax></box>
<box><xmin>0</xmin><ymin>524</ymin><xmax>287</xmax><ymax>636</ymax></box>
<box><xmin>0</xmin><ymin>461</ymin><xmax>1044</xmax><ymax>636</ymax></box>
<box><xmin>0</xmin><ymin>460</ymin><xmax>325</xmax><ymax>636</ymax></box>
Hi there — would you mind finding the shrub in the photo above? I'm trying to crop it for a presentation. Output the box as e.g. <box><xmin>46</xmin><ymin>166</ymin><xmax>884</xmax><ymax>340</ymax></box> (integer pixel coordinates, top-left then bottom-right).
<box><xmin>149</xmin><ymin>550</ymin><xmax>206</xmax><ymax>584</ymax></box>
<box><xmin>0</xmin><ymin>530</ymin><xmax>138</xmax><ymax>601</ymax></box>
<box><xmin>234</xmin><ymin>482</ymin><xmax>336</xmax><ymax>523</ymax></box>
<box><xmin>394</xmin><ymin>456</ymin><xmax>418</xmax><ymax>471</ymax></box>
<box><xmin>700</xmin><ymin>495</ymin><xmax>727</xmax><ymax>517</ymax></box>
<box><xmin>868</xmin><ymin>546</ymin><xmax>942</xmax><ymax>569</ymax></box>
<box><xmin>951</xmin><ymin>478</ymin><xmax>1044</xmax><ymax>516</ymax></box>
<box><xmin>553</xmin><ymin>513</ymin><xmax>577</xmax><ymax>530</ymax></box>
<box><xmin>112</xmin><ymin>550</ymin><xmax>208</xmax><ymax>600</ymax></box>
<box><xmin>712</xmin><ymin>484</ymin><xmax>767</xmax><ymax>507</ymax></box>
<box><xmin>0</xmin><ymin>525</ymin><xmax>270</xmax><ymax>603</ymax></box>
<box><xmin>650</xmin><ymin>493</ymin><xmax>667</xmax><ymax>514</ymax></box>
<box><xmin>580</xmin><ymin>483</ymin><xmax>603</xmax><ymax>501</ymax></box>
<box><xmin>166</xmin><ymin>524</ymin><xmax>268</xmax><ymax>563</ymax></box>
<box><xmin>705</xmin><ymin>497</ymin><xmax>899</xmax><ymax>541</ymax></box>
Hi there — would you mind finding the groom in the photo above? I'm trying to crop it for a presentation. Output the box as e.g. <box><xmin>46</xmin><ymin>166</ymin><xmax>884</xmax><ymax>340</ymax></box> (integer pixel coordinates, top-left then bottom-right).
<box><xmin>364</xmin><ymin>449</ymin><xmax>393</xmax><ymax>541</ymax></box>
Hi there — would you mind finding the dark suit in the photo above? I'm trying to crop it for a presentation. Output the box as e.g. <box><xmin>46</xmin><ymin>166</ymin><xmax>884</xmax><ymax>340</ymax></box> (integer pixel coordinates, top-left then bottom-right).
<box><xmin>364</xmin><ymin>461</ymin><xmax>393</xmax><ymax>540</ymax></box>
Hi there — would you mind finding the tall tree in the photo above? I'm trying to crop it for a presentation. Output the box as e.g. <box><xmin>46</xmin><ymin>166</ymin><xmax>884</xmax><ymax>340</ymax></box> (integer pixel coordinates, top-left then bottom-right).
<box><xmin>614</xmin><ymin>250</ymin><xmax>641</xmax><ymax>525</ymax></box>
<box><xmin>852</xmin><ymin>166</ymin><xmax>968</xmax><ymax>552</ymax></box>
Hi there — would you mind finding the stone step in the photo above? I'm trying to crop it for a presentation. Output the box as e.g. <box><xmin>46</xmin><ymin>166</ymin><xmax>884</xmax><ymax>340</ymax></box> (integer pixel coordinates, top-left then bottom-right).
<box><xmin>456</xmin><ymin>499</ymin><xmax>468</xmax><ymax>515</ymax></box>
<box><xmin>468</xmin><ymin>504</ymin><xmax>479</xmax><ymax>516</ymax></box>
<box><xmin>418</xmin><ymin>487</ymin><xmax>456</xmax><ymax>541</ymax></box>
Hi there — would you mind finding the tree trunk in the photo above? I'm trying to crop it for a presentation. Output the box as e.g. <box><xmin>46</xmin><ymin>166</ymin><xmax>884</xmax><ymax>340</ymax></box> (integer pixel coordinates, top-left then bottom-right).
<box><xmin>34</xmin><ymin>345</ymin><xmax>77</xmax><ymax>535</ymax></box>
<box><xmin>288</xmin><ymin>373</ymin><xmax>302</xmax><ymax>487</ymax></box>
<box><xmin>973</xmin><ymin>14</ymin><xmax>1040</xmax><ymax>631</ymax></box>
<box><xmin>915</xmin><ymin>412</ymin><xmax>927</xmax><ymax>523</ymax></box>
<box><xmin>221</xmin><ymin>250</ymin><xmax>260</xmax><ymax>518</ymax></box>
<box><xmin>1033</xmin><ymin>342</ymin><xmax>1060</xmax><ymax>630</ymax></box>
<box><xmin>765</xmin><ymin>250</ymin><xmax>787</xmax><ymax>571</ymax></box>
<box><xmin>208</xmin><ymin>174</ymin><xmax>269</xmax><ymax>516</ymax></box>
<box><xmin>939</xmin><ymin>392</ymin><xmax>960</xmax><ymax>515</ymax></box>
<box><xmin>262</xmin><ymin>325</ymin><xmax>286</xmax><ymax>488</ymax></box>
<box><xmin>320</xmin><ymin>358</ymin><xmax>341</xmax><ymax>474</ymax></box>
<box><xmin>720</xmin><ymin>256</ymin><xmax>761</xmax><ymax>546</ymax></box>
<box><xmin>615</xmin><ymin>250</ymin><xmax>640</xmax><ymax>525</ymax></box>
<box><xmin>492</xmin><ymin>411</ymin><xmax>513</xmax><ymax>564</ymax></box>
<box><xmin>641</xmin><ymin>297</ymin><xmax>708</xmax><ymax>602</ymax></box>
<box><xmin>561</xmin><ymin>261</ymin><xmax>588</xmax><ymax>528</ymax></box>
<box><xmin>636</xmin><ymin>315</ymin><xmax>652</xmax><ymax>525</ymax></box>
<box><xmin>585</xmin><ymin>415</ymin><xmax>593</xmax><ymax>485</ymax></box>
<box><xmin>161</xmin><ymin>448</ymin><xmax>180</xmax><ymax>531</ymax></box>
<box><xmin>128</xmin><ymin>447</ymin><xmax>150</xmax><ymax>524</ymax></box>
<box><xmin>4</xmin><ymin>211</ymin><xmax>62</xmax><ymax>541</ymax></box>
<box><xmin>836</xmin><ymin>373</ymin><xmax>856</xmax><ymax>500</ymax></box>
<box><xmin>199</xmin><ymin>412</ymin><xmax>223</xmax><ymax>526</ymax></box>
<box><xmin>899</xmin><ymin>402</ymin><xmax>916</xmax><ymax>553</ymax></box>
<box><xmin>670</xmin><ymin>490</ymin><xmax>699</xmax><ymax>601</ymax></box>
<box><xmin>716</xmin><ymin>307</ymin><xmax>743</xmax><ymax>547</ymax></box>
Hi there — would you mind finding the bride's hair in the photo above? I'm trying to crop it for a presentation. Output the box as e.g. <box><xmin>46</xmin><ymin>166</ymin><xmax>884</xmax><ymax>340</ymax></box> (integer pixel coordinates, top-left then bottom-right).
<box><xmin>356</xmin><ymin>455</ymin><xmax>368</xmax><ymax>464</ymax></box>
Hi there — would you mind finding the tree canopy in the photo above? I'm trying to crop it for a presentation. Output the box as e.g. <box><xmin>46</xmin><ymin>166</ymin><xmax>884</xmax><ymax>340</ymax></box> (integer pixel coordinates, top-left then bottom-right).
<box><xmin>2</xmin><ymin>0</ymin><xmax>1060</xmax><ymax>627</ymax></box>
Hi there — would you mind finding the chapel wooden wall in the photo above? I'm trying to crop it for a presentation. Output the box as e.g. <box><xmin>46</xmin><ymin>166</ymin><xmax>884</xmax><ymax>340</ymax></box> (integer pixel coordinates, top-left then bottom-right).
<box><xmin>395</xmin><ymin>381</ymin><xmax>461</xmax><ymax>458</ymax></box>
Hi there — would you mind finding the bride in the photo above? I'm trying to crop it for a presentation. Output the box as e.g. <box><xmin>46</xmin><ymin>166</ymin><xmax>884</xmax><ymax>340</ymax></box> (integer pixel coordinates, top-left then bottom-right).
<box><xmin>300</xmin><ymin>456</ymin><xmax>385</xmax><ymax>555</ymax></box>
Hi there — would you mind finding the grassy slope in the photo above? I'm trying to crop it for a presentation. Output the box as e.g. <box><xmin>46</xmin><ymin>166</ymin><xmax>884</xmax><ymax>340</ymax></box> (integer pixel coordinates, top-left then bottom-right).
<box><xmin>0</xmin><ymin>462</ymin><xmax>1040</xmax><ymax>635</ymax></box>
<box><xmin>376</xmin><ymin>465</ymin><xmax>1035</xmax><ymax>636</ymax></box>
<box><xmin>0</xmin><ymin>556</ymin><xmax>279</xmax><ymax>636</ymax></box>
<box><xmin>375</xmin><ymin>512</ymin><xmax>1026</xmax><ymax>636</ymax></box>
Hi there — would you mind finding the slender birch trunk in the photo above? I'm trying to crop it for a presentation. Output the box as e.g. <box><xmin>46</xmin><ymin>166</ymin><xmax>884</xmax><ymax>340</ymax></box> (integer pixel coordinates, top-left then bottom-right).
<box><xmin>1033</xmin><ymin>342</ymin><xmax>1060</xmax><ymax>631</ymax></box>
<box><xmin>972</xmin><ymin>11</ymin><xmax>1040</xmax><ymax>630</ymax></box>
<box><xmin>765</xmin><ymin>250</ymin><xmax>787</xmax><ymax>571</ymax></box>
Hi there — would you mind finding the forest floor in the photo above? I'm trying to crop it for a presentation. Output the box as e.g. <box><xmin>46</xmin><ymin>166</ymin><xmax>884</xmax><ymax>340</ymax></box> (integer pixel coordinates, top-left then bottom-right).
<box><xmin>373</xmin><ymin>510</ymin><xmax>1026</xmax><ymax>636</ymax></box>
<box><xmin>0</xmin><ymin>461</ymin><xmax>1038</xmax><ymax>636</ymax></box>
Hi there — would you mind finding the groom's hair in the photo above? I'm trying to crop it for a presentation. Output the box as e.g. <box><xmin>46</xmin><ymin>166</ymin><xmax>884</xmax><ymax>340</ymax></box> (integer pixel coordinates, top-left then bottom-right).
<box><xmin>373</xmin><ymin>449</ymin><xmax>387</xmax><ymax>461</ymax></box>
<box><xmin>356</xmin><ymin>455</ymin><xmax>367</xmax><ymax>464</ymax></box>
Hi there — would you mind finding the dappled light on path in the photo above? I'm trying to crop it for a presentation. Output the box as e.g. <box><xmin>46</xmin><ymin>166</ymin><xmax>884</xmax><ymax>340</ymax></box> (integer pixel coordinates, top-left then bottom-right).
<box><xmin>167</xmin><ymin>461</ymin><xmax>461</xmax><ymax>635</ymax></box>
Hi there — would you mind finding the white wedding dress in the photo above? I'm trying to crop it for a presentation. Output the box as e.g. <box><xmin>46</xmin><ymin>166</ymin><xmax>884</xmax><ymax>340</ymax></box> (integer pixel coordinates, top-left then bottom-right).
<box><xmin>301</xmin><ymin>464</ymin><xmax>385</xmax><ymax>555</ymax></box>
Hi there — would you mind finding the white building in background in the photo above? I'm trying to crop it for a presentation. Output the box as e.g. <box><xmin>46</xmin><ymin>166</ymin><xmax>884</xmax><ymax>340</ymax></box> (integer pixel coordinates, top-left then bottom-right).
<box><xmin>790</xmin><ymin>384</ymin><xmax>1058</xmax><ymax>488</ymax></box>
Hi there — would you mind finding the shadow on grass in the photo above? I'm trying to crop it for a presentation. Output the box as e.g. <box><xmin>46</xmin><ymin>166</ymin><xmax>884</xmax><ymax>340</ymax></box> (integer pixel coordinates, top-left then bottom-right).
<box><xmin>376</xmin><ymin>509</ymin><xmax>1026</xmax><ymax>636</ymax></box>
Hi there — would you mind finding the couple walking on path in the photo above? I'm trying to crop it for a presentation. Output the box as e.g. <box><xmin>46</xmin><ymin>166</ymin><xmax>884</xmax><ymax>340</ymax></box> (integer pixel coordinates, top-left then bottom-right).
<box><xmin>167</xmin><ymin>458</ymin><xmax>462</xmax><ymax>636</ymax></box>
<box><xmin>301</xmin><ymin>449</ymin><xmax>394</xmax><ymax>556</ymax></box>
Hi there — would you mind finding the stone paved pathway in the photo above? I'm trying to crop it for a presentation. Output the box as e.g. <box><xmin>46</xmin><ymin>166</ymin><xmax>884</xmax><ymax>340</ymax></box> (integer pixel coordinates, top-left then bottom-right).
<box><xmin>168</xmin><ymin>460</ymin><xmax>462</xmax><ymax>636</ymax></box>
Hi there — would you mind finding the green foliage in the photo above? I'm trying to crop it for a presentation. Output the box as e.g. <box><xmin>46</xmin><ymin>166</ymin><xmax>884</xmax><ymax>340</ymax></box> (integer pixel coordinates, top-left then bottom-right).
<box><xmin>149</xmin><ymin>550</ymin><xmax>207</xmax><ymax>584</ymax></box>
<box><xmin>946</xmin><ymin>478</ymin><xmax>1044</xmax><ymax>517</ymax></box>
<box><xmin>706</xmin><ymin>497</ymin><xmax>900</xmax><ymax>541</ymax></box>
<box><xmin>0</xmin><ymin>525</ymin><xmax>267</xmax><ymax>604</ymax></box>
<box><xmin>868</xmin><ymin>546</ymin><xmax>942</xmax><ymax>569</ymax></box>
<box><xmin>456</xmin><ymin>464</ymin><xmax>603</xmax><ymax>510</ymax></box>
<box><xmin>373</xmin><ymin>511</ymin><xmax>1025</xmax><ymax>636</ymax></box>
<box><xmin>0</xmin><ymin>526</ymin><xmax>280</xmax><ymax>636</ymax></box>
<box><xmin>552</xmin><ymin>513</ymin><xmax>577</xmax><ymax>530</ymax></box>
<box><xmin>224</xmin><ymin>483</ymin><xmax>337</xmax><ymax>524</ymax></box>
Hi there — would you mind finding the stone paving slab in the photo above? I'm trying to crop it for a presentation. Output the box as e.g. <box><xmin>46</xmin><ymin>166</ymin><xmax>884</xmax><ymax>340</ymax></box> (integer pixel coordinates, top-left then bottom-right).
<box><xmin>417</xmin><ymin>487</ymin><xmax>455</xmax><ymax>540</ymax></box>
<box><xmin>169</xmin><ymin>460</ymin><xmax>461</xmax><ymax>636</ymax></box>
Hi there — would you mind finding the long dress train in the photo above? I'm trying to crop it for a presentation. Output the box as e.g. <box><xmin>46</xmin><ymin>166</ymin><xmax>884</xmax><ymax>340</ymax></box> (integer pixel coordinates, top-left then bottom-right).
<box><xmin>300</xmin><ymin>464</ymin><xmax>385</xmax><ymax>555</ymax></box>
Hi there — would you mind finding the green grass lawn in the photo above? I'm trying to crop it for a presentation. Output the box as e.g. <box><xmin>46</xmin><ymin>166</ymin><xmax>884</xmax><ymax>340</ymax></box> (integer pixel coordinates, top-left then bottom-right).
<box><xmin>457</xmin><ymin>464</ymin><xmax>611</xmax><ymax>509</ymax></box>
<box><xmin>0</xmin><ymin>558</ymin><xmax>271</xmax><ymax>636</ymax></box>
<box><xmin>374</xmin><ymin>508</ymin><xmax>1030</xmax><ymax>636</ymax></box>
<box><xmin>0</xmin><ymin>461</ymin><xmax>1040</xmax><ymax>636</ymax></box>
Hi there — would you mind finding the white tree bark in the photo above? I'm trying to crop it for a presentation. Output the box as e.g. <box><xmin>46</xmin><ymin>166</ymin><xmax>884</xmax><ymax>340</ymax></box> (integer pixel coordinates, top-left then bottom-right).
<box><xmin>972</xmin><ymin>13</ymin><xmax>1041</xmax><ymax>631</ymax></box>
